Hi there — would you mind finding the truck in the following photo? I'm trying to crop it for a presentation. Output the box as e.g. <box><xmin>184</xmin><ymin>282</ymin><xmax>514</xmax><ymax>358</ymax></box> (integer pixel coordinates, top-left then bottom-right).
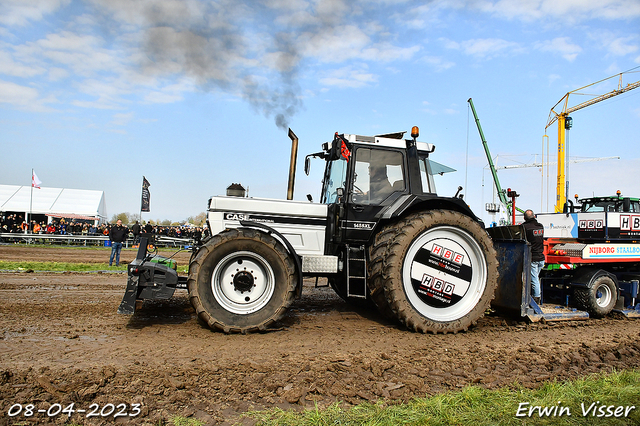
<box><xmin>536</xmin><ymin>193</ymin><xmax>640</xmax><ymax>318</ymax></box>
<box><xmin>118</xmin><ymin>127</ymin><xmax>500</xmax><ymax>334</ymax></box>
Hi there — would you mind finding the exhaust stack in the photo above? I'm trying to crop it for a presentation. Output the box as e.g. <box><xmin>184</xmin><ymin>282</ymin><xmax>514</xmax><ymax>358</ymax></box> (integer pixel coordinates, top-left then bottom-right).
<box><xmin>287</xmin><ymin>128</ymin><xmax>298</xmax><ymax>200</ymax></box>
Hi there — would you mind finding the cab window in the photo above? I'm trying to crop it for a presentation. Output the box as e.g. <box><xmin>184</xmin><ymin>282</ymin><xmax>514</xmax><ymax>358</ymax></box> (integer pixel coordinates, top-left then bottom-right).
<box><xmin>418</xmin><ymin>155</ymin><xmax>436</xmax><ymax>194</ymax></box>
<box><xmin>321</xmin><ymin>157</ymin><xmax>348</xmax><ymax>204</ymax></box>
<box><xmin>351</xmin><ymin>148</ymin><xmax>405</xmax><ymax>205</ymax></box>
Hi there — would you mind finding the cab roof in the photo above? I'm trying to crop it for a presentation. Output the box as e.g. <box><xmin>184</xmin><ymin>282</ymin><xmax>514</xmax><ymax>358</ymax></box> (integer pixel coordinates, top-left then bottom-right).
<box><xmin>342</xmin><ymin>132</ymin><xmax>435</xmax><ymax>154</ymax></box>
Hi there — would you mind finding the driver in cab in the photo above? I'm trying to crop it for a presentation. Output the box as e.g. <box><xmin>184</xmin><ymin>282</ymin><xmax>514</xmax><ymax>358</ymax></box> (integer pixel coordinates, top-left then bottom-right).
<box><xmin>369</xmin><ymin>165</ymin><xmax>394</xmax><ymax>203</ymax></box>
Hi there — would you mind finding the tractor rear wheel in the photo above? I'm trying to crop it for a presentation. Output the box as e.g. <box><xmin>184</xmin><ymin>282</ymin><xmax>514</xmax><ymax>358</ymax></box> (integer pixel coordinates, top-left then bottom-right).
<box><xmin>187</xmin><ymin>228</ymin><xmax>297</xmax><ymax>333</ymax></box>
<box><xmin>369</xmin><ymin>210</ymin><xmax>498</xmax><ymax>333</ymax></box>
<box><xmin>574</xmin><ymin>273</ymin><xmax>617</xmax><ymax>318</ymax></box>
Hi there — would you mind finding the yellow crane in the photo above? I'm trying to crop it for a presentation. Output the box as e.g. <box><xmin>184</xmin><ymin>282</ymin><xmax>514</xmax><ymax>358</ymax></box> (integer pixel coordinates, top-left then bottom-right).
<box><xmin>545</xmin><ymin>70</ymin><xmax>640</xmax><ymax>212</ymax></box>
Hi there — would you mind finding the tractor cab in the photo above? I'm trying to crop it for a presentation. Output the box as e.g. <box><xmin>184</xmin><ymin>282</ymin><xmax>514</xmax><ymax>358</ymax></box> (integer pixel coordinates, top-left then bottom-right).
<box><xmin>306</xmin><ymin>128</ymin><xmax>447</xmax><ymax>245</ymax></box>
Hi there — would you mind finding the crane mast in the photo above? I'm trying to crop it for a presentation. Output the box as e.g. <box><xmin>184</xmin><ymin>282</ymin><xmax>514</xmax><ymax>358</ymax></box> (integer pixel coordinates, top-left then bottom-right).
<box><xmin>545</xmin><ymin>70</ymin><xmax>640</xmax><ymax>212</ymax></box>
<box><xmin>468</xmin><ymin>98</ymin><xmax>509</xmax><ymax>212</ymax></box>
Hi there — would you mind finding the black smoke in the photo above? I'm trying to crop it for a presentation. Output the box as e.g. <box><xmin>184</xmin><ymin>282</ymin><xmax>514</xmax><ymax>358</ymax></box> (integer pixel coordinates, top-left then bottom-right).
<box><xmin>133</xmin><ymin>1</ymin><xmax>303</xmax><ymax>131</ymax></box>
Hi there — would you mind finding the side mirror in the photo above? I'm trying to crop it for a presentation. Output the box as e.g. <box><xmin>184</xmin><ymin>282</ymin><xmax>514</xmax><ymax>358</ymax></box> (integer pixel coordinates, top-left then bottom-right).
<box><xmin>304</xmin><ymin>152</ymin><xmax>326</xmax><ymax>175</ymax></box>
<box><xmin>304</xmin><ymin>156</ymin><xmax>311</xmax><ymax>175</ymax></box>
<box><xmin>565</xmin><ymin>199</ymin><xmax>574</xmax><ymax>214</ymax></box>
<box><xmin>623</xmin><ymin>197</ymin><xmax>631</xmax><ymax>212</ymax></box>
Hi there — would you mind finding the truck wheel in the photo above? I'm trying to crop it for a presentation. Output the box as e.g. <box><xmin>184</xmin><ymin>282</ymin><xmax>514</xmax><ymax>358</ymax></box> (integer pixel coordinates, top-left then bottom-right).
<box><xmin>187</xmin><ymin>228</ymin><xmax>297</xmax><ymax>333</ymax></box>
<box><xmin>369</xmin><ymin>210</ymin><xmax>498</xmax><ymax>333</ymax></box>
<box><xmin>574</xmin><ymin>273</ymin><xmax>617</xmax><ymax>318</ymax></box>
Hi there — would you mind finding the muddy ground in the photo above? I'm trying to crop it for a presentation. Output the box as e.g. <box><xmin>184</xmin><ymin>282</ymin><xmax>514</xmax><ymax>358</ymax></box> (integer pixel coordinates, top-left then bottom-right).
<box><xmin>1</xmin><ymin>245</ymin><xmax>639</xmax><ymax>425</ymax></box>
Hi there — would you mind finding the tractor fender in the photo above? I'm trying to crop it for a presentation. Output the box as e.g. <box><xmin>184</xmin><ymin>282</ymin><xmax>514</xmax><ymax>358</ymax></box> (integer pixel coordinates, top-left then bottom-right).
<box><xmin>238</xmin><ymin>220</ymin><xmax>304</xmax><ymax>298</ymax></box>
<box><xmin>372</xmin><ymin>194</ymin><xmax>483</xmax><ymax>240</ymax></box>
<box><xmin>570</xmin><ymin>267</ymin><xmax>618</xmax><ymax>289</ymax></box>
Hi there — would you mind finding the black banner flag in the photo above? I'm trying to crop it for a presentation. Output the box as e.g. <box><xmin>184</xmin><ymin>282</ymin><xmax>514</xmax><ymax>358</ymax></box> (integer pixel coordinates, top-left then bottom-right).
<box><xmin>141</xmin><ymin>176</ymin><xmax>151</xmax><ymax>212</ymax></box>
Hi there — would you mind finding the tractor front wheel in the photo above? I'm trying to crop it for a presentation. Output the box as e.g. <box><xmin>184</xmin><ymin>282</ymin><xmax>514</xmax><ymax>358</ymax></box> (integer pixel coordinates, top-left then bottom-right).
<box><xmin>187</xmin><ymin>228</ymin><xmax>297</xmax><ymax>333</ymax></box>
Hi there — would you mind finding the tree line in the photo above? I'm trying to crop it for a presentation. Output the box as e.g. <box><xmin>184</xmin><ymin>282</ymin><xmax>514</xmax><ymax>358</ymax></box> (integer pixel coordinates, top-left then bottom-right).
<box><xmin>110</xmin><ymin>212</ymin><xmax>207</xmax><ymax>227</ymax></box>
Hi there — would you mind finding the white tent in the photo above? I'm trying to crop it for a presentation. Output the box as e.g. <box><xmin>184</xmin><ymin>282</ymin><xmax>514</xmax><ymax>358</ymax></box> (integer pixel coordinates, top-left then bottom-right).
<box><xmin>0</xmin><ymin>184</ymin><xmax>107</xmax><ymax>224</ymax></box>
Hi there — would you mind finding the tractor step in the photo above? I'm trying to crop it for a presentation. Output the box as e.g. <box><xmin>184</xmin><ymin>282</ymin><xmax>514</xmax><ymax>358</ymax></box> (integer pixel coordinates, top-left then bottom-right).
<box><xmin>346</xmin><ymin>245</ymin><xmax>367</xmax><ymax>298</ymax></box>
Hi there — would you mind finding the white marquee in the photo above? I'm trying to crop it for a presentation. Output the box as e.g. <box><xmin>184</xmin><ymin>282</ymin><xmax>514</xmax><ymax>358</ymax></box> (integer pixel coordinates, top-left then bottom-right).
<box><xmin>0</xmin><ymin>184</ymin><xmax>107</xmax><ymax>223</ymax></box>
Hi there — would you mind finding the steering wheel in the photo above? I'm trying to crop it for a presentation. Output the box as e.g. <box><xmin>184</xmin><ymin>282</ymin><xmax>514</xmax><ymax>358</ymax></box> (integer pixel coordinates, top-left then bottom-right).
<box><xmin>351</xmin><ymin>185</ymin><xmax>366</xmax><ymax>203</ymax></box>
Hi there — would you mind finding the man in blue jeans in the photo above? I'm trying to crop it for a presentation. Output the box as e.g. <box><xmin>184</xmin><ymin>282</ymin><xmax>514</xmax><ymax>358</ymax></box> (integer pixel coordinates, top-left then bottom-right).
<box><xmin>109</xmin><ymin>219</ymin><xmax>129</xmax><ymax>266</ymax></box>
<box><xmin>523</xmin><ymin>209</ymin><xmax>545</xmax><ymax>305</ymax></box>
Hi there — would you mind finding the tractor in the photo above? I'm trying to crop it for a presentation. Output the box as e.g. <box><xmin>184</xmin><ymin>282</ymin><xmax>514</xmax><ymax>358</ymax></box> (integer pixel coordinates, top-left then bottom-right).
<box><xmin>119</xmin><ymin>127</ymin><xmax>499</xmax><ymax>333</ymax></box>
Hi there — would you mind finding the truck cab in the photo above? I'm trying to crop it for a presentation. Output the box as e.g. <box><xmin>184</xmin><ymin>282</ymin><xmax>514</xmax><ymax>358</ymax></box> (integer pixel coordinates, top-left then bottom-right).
<box><xmin>579</xmin><ymin>195</ymin><xmax>640</xmax><ymax>213</ymax></box>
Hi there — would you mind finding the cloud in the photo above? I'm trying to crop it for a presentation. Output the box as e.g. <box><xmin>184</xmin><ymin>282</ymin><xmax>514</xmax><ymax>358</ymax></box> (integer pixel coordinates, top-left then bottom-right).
<box><xmin>102</xmin><ymin>0</ymin><xmax>419</xmax><ymax>128</ymax></box>
<box><xmin>144</xmin><ymin>90</ymin><xmax>184</xmax><ymax>104</ymax></box>
<box><xmin>2</xmin><ymin>0</ymin><xmax>636</xmax><ymax>132</ymax></box>
<box><xmin>86</xmin><ymin>0</ymin><xmax>308</xmax><ymax>129</ymax></box>
<box><xmin>38</xmin><ymin>30</ymin><xmax>130</xmax><ymax>78</ymax></box>
<box><xmin>603</xmin><ymin>35</ymin><xmax>639</xmax><ymax>57</ymax></box>
<box><xmin>420</xmin><ymin>55</ymin><xmax>455</xmax><ymax>71</ymax></box>
<box><xmin>71</xmin><ymin>77</ymin><xmax>133</xmax><ymax>110</ymax></box>
<box><xmin>48</xmin><ymin>67</ymin><xmax>69</xmax><ymax>81</ymax></box>
<box><xmin>475</xmin><ymin>0</ymin><xmax>640</xmax><ymax>22</ymax></box>
<box><xmin>319</xmin><ymin>66</ymin><xmax>378</xmax><ymax>88</ymax></box>
<box><xmin>547</xmin><ymin>74</ymin><xmax>561</xmax><ymax>85</ymax></box>
<box><xmin>110</xmin><ymin>112</ymin><xmax>134</xmax><ymax>126</ymax></box>
<box><xmin>298</xmin><ymin>26</ymin><xmax>372</xmax><ymax>63</ymax></box>
<box><xmin>0</xmin><ymin>49</ymin><xmax>46</xmax><ymax>77</ymax></box>
<box><xmin>444</xmin><ymin>37</ymin><xmax>523</xmax><ymax>59</ymax></box>
<box><xmin>0</xmin><ymin>79</ymin><xmax>56</xmax><ymax>112</ymax></box>
<box><xmin>0</xmin><ymin>0</ymin><xmax>71</xmax><ymax>26</ymax></box>
<box><xmin>535</xmin><ymin>37</ymin><xmax>582</xmax><ymax>61</ymax></box>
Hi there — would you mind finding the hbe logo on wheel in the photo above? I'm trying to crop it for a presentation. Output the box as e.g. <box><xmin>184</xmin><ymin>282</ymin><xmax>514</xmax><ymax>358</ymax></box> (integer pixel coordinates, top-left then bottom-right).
<box><xmin>431</xmin><ymin>244</ymin><xmax>464</xmax><ymax>265</ymax></box>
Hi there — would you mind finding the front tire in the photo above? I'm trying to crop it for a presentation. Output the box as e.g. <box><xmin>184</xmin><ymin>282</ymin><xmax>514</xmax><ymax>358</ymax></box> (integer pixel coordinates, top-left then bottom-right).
<box><xmin>188</xmin><ymin>228</ymin><xmax>297</xmax><ymax>333</ymax></box>
<box><xmin>369</xmin><ymin>210</ymin><xmax>498</xmax><ymax>333</ymax></box>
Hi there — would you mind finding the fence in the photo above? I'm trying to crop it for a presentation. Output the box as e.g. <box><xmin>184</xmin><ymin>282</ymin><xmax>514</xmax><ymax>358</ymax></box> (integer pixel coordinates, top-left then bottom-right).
<box><xmin>0</xmin><ymin>233</ymin><xmax>193</xmax><ymax>248</ymax></box>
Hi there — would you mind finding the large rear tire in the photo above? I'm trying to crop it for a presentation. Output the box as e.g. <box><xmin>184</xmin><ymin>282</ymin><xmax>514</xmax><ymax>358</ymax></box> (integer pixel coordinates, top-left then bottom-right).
<box><xmin>574</xmin><ymin>273</ymin><xmax>617</xmax><ymax>318</ymax></box>
<box><xmin>188</xmin><ymin>228</ymin><xmax>297</xmax><ymax>333</ymax></box>
<box><xmin>369</xmin><ymin>210</ymin><xmax>498</xmax><ymax>333</ymax></box>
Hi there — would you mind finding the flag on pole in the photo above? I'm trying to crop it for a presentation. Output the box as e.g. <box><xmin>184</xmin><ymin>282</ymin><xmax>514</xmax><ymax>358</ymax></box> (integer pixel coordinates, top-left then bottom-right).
<box><xmin>32</xmin><ymin>170</ymin><xmax>42</xmax><ymax>189</ymax></box>
<box><xmin>340</xmin><ymin>140</ymin><xmax>351</xmax><ymax>161</ymax></box>
<box><xmin>141</xmin><ymin>176</ymin><xmax>151</xmax><ymax>212</ymax></box>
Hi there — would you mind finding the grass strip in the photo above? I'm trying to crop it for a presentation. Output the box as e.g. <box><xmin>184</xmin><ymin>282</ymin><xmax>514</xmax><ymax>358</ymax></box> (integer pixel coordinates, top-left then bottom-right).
<box><xmin>171</xmin><ymin>416</ymin><xmax>205</xmax><ymax>426</ymax></box>
<box><xmin>1</xmin><ymin>243</ymin><xmax>184</xmax><ymax>252</ymax></box>
<box><xmin>0</xmin><ymin>260</ymin><xmax>126</xmax><ymax>272</ymax></box>
<box><xmin>0</xmin><ymin>260</ymin><xmax>189</xmax><ymax>274</ymax></box>
<box><xmin>247</xmin><ymin>369</ymin><xmax>640</xmax><ymax>425</ymax></box>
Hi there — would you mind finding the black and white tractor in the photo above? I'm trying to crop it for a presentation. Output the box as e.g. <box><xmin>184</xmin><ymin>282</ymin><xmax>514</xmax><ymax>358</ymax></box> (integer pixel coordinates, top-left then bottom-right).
<box><xmin>119</xmin><ymin>127</ymin><xmax>499</xmax><ymax>333</ymax></box>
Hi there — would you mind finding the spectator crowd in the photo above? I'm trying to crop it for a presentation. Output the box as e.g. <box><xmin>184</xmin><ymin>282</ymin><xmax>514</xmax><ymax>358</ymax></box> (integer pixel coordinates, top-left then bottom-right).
<box><xmin>1</xmin><ymin>213</ymin><xmax>208</xmax><ymax>242</ymax></box>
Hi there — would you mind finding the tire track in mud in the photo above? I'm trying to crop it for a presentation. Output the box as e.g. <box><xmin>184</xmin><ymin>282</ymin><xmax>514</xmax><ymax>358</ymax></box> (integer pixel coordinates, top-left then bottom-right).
<box><xmin>1</xmin><ymin>247</ymin><xmax>639</xmax><ymax>425</ymax></box>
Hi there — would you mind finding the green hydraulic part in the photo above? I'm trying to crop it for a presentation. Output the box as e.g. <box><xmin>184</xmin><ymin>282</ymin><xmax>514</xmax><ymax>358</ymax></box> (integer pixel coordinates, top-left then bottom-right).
<box><xmin>468</xmin><ymin>98</ymin><xmax>523</xmax><ymax>217</ymax></box>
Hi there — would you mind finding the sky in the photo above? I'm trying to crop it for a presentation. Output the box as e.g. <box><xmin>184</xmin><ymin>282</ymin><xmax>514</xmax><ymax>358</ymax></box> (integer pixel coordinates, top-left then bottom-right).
<box><xmin>1</xmin><ymin>0</ymin><xmax>640</xmax><ymax>224</ymax></box>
